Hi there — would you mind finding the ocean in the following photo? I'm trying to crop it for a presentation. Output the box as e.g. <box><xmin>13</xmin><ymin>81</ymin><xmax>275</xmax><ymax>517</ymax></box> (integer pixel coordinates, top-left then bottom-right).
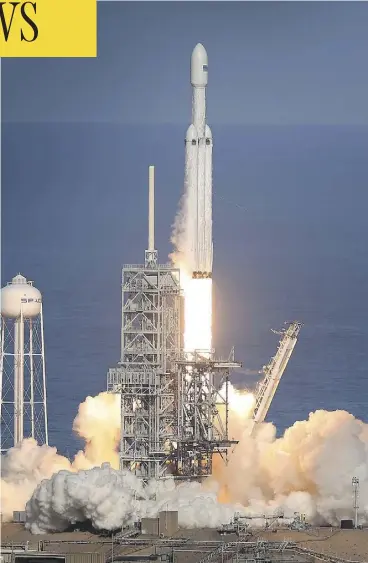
<box><xmin>2</xmin><ymin>123</ymin><xmax>367</xmax><ymax>455</ymax></box>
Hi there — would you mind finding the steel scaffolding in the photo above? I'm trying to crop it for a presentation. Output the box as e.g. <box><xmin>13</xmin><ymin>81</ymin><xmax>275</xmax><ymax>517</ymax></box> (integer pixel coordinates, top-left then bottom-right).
<box><xmin>249</xmin><ymin>321</ymin><xmax>302</xmax><ymax>436</ymax></box>
<box><xmin>174</xmin><ymin>349</ymin><xmax>241</xmax><ymax>478</ymax></box>
<box><xmin>107</xmin><ymin>262</ymin><xmax>240</xmax><ymax>480</ymax></box>
<box><xmin>107</xmin><ymin>263</ymin><xmax>181</xmax><ymax>479</ymax></box>
<box><xmin>106</xmin><ymin>166</ymin><xmax>241</xmax><ymax>481</ymax></box>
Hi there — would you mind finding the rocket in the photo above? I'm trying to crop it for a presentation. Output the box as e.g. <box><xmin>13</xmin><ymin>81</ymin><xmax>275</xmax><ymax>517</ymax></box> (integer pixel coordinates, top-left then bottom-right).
<box><xmin>185</xmin><ymin>43</ymin><xmax>213</xmax><ymax>279</ymax></box>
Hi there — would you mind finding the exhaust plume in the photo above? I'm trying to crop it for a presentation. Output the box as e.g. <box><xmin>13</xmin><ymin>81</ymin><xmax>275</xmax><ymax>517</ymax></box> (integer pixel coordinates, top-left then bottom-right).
<box><xmin>25</xmin><ymin>464</ymin><xmax>239</xmax><ymax>534</ymax></box>
<box><xmin>217</xmin><ymin>409</ymin><xmax>368</xmax><ymax>526</ymax></box>
<box><xmin>2</xmin><ymin>390</ymin><xmax>368</xmax><ymax>533</ymax></box>
<box><xmin>23</xmin><ymin>408</ymin><xmax>368</xmax><ymax>533</ymax></box>
<box><xmin>0</xmin><ymin>392</ymin><xmax>120</xmax><ymax>521</ymax></box>
<box><xmin>1</xmin><ymin>386</ymin><xmax>368</xmax><ymax>533</ymax></box>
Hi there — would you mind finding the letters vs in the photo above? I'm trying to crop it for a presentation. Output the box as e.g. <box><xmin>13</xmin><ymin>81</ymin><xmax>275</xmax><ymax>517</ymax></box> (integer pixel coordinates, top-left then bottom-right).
<box><xmin>0</xmin><ymin>2</ymin><xmax>38</xmax><ymax>42</ymax></box>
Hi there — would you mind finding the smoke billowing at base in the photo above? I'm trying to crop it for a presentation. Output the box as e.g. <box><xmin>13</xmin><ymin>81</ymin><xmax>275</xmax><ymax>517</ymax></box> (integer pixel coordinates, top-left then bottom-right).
<box><xmin>1</xmin><ymin>390</ymin><xmax>368</xmax><ymax>534</ymax></box>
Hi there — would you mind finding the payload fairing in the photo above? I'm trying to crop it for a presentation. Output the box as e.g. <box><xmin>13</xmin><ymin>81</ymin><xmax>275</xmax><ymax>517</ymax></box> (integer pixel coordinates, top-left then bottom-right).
<box><xmin>185</xmin><ymin>43</ymin><xmax>213</xmax><ymax>279</ymax></box>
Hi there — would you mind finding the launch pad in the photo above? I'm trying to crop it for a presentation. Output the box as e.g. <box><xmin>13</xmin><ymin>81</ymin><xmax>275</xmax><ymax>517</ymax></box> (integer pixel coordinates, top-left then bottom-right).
<box><xmin>107</xmin><ymin>165</ymin><xmax>241</xmax><ymax>480</ymax></box>
<box><xmin>106</xmin><ymin>256</ymin><xmax>241</xmax><ymax>480</ymax></box>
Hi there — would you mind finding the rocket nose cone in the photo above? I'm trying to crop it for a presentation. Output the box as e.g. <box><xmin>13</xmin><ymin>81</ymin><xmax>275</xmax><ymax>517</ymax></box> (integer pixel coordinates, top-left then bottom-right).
<box><xmin>192</xmin><ymin>43</ymin><xmax>207</xmax><ymax>59</ymax></box>
<box><xmin>191</xmin><ymin>43</ymin><xmax>208</xmax><ymax>87</ymax></box>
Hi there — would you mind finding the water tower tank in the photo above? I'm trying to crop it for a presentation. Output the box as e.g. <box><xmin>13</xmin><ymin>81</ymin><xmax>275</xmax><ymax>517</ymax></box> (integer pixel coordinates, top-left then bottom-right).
<box><xmin>1</xmin><ymin>274</ymin><xmax>42</xmax><ymax>318</ymax></box>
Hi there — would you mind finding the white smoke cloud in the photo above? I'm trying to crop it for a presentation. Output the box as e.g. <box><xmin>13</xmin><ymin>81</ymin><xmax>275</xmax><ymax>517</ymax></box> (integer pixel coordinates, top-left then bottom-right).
<box><xmin>0</xmin><ymin>440</ymin><xmax>71</xmax><ymax>519</ymax></box>
<box><xmin>169</xmin><ymin>191</ymin><xmax>192</xmax><ymax>273</ymax></box>
<box><xmin>3</xmin><ymin>387</ymin><xmax>368</xmax><ymax>534</ymax></box>
<box><xmin>25</xmin><ymin>464</ymin><xmax>239</xmax><ymax>534</ymax></box>
<box><xmin>215</xmin><ymin>409</ymin><xmax>368</xmax><ymax>526</ymax></box>
<box><xmin>0</xmin><ymin>392</ymin><xmax>120</xmax><ymax>522</ymax></box>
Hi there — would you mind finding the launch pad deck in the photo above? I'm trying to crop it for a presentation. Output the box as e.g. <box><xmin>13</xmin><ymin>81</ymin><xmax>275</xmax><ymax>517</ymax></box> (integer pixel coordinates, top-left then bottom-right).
<box><xmin>2</xmin><ymin>523</ymin><xmax>368</xmax><ymax>562</ymax></box>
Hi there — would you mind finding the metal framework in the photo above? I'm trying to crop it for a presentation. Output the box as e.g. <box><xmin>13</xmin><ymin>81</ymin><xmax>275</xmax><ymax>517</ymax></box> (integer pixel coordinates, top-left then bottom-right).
<box><xmin>195</xmin><ymin>539</ymin><xmax>313</xmax><ymax>563</ymax></box>
<box><xmin>1</xmin><ymin>541</ymin><xmax>356</xmax><ymax>563</ymax></box>
<box><xmin>219</xmin><ymin>510</ymin><xmax>287</xmax><ymax>536</ymax></box>
<box><xmin>0</xmin><ymin>305</ymin><xmax>49</xmax><ymax>452</ymax></box>
<box><xmin>174</xmin><ymin>349</ymin><xmax>241</xmax><ymax>478</ymax></box>
<box><xmin>249</xmin><ymin>321</ymin><xmax>302</xmax><ymax>435</ymax></box>
<box><xmin>105</xmin><ymin>164</ymin><xmax>246</xmax><ymax>481</ymax></box>
<box><xmin>107</xmin><ymin>260</ymin><xmax>240</xmax><ymax>480</ymax></box>
<box><xmin>107</xmin><ymin>262</ymin><xmax>181</xmax><ymax>479</ymax></box>
<box><xmin>107</xmin><ymin>266</ymin><xmax>300</xmax><ymax>481</ymax></box>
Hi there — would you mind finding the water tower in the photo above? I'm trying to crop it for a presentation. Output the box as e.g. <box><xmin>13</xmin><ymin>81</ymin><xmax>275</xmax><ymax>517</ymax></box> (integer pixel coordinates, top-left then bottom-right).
<box><xmin>0</xmin><ymin>274</ymin><xmax>49</xmax><ymax>452</ymax></box>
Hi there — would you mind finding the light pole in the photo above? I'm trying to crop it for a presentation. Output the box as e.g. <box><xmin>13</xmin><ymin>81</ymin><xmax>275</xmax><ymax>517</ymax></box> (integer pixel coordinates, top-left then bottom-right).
<box><xmin>352</xmin><ymin>477</ymin><xmax>359</xmax><ymax>529</ymax></box>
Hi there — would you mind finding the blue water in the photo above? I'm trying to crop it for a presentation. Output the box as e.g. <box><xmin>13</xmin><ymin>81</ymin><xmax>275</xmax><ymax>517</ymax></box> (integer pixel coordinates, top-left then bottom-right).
<box><xmin>2</xmin><ymin>123</ymin><xmax>368</xmax><ymax>455</ymax></box>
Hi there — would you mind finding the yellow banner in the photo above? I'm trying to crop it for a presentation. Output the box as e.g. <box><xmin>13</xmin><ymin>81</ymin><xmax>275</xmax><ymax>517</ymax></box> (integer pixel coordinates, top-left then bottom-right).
<box><xmin>0</xmin><ymin>0</ymin><xmax>97</xmax><ymax>57</ymax></box>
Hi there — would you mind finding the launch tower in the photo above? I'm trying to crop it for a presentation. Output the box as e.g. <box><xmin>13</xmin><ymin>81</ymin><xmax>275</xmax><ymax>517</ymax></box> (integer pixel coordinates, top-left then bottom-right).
<box><xmin>107</xmin><ymin>167</ymin><xmax>239</xmax><ymax>480</ymax></box>
<box><xmin>107</xmin><ymin>167</ymin><xmax>182</xmax><ymax>478</ymax></box>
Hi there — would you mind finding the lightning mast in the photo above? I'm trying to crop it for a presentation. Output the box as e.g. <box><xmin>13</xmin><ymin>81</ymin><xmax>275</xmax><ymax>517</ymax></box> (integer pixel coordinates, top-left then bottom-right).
<box><xmin>249</xmin><ymin>321</ymin><xmax>302</xmax><ymax>435</ymax></box>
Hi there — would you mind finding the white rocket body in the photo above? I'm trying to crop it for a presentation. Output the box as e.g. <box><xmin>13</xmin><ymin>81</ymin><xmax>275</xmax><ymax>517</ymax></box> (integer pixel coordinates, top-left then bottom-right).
<box><xmin>185</xmin><ymin>43</ymin><xmax>213</xmax><ymax>279</ymax></box>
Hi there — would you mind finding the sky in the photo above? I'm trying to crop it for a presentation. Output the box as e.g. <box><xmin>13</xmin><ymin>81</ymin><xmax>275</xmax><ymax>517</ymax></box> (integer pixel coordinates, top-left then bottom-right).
<box><xmin>3</xmin><ymin>1</ymin><xmax>368</xmax><ymax>125</ymax></box>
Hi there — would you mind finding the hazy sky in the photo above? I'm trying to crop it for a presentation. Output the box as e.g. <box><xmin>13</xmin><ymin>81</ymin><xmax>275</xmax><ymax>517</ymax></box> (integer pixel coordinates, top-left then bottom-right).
<box><xmin>3</xmin><ymin>1</ymin><xmax>368</xmax><ymax>124</ymax></box>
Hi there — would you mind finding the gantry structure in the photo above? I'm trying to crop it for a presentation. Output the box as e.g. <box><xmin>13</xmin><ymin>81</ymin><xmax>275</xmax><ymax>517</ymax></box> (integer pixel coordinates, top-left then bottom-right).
<box><xmin>107</xmin><ymin>166</ymin><xmax>240</xmax><ymax>480</ymax></box>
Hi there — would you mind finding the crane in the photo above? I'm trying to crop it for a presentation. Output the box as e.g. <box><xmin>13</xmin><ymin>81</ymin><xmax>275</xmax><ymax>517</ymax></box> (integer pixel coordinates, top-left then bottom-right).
<box><xmin>249</xmin><ymin>321</ymin><xmax>302</xmax><ymax>435</ymax></box>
